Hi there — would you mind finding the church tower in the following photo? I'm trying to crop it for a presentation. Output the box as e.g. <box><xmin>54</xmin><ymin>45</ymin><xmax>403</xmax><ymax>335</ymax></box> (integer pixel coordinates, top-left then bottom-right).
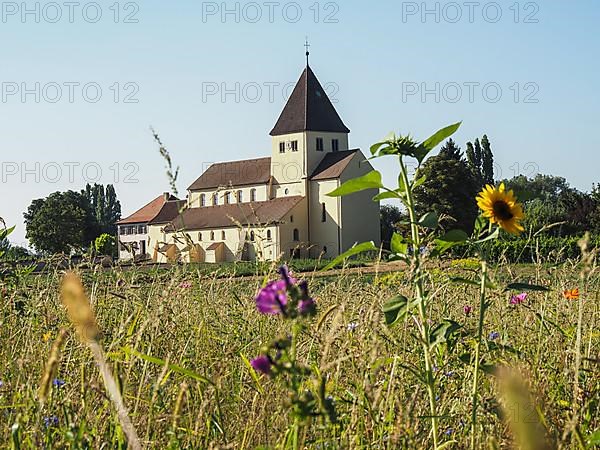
<box><xmin>269</xmin><ymin>53</ymin><xmax>350</xmax><ymax>197</ymax></box>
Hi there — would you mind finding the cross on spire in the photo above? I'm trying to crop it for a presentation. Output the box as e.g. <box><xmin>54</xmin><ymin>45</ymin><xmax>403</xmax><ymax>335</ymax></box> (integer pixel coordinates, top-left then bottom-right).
<box><xmin>304</xmin><ymin>37</ymin><xmax>310</xmax><ymax>66</ymax></box>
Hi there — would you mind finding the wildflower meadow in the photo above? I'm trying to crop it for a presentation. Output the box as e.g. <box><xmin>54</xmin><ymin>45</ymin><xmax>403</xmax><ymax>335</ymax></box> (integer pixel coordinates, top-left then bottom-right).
<box><xmin>0</xmin><ymin>124</ymin><xmax>598</xmax><ymax>449</ymax></box>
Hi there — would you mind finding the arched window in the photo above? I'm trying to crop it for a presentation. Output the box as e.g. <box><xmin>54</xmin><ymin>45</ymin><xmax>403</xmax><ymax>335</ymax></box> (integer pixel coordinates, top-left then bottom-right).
<box><xmin>200</xmin><ymin>194</ymin><xmax>206</xmax><ymax>207</ymax></box>
<box><xmin>321</xmin><ymin>203</ymin><xmax>327</xmax><ymax>222</ymax></box>
<box><xmin>224</xmin><ymin>192</ymin><xmax>231</xmax><ymax>204</ymax></box>
<box><xmin>198</xmin><ymin>232</ymin><xmax>202</xmax><ymax>241</ymax></box>
<box><xmin>250</xmin><ymin>188</ymin><xmax>257</xmax><ymax>202</ymax></box>
<box><xmin>290</xmin><ymin>215</ymin><xmax>294</xmax><ymax>223</ymax></box>
<box><xmin>266</xmin><ymin>230</ymin><xmax>272</xmax><ymax>240</ymax></box>
<box><xmin>210</xmin><ymin>231</ymin><xmax>215</xmax><ymax>241</ymax></box>
<box><xmin>221</xmin><ymin>230</ymin><xmax>226</xmax><ymax>240</ymax></box>
<box><xmin>250</xmin><ymin>231</ymin><xmax>255</xmax><ymax>241</ymax></box>
<box><xmin>237</xmin><ymin>190</ymin><xmax>243</xmax><ymax>203</ymax></box>
<box><xmin>212</xmin><ymin>193</ymin><xmax>218</xmax><ymax>206</ymax></box>
<box><xmin>293</xmin><ymin>228</ymin><xmax>299</xmax><ymax>242</ymax></box>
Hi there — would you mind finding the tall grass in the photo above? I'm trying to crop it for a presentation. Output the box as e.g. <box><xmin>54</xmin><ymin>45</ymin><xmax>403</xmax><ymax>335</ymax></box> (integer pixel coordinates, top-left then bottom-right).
<box><xmin>0</xmin><ymin>260</ymin><xmax>598</xmax><ymax>448</ymax></box>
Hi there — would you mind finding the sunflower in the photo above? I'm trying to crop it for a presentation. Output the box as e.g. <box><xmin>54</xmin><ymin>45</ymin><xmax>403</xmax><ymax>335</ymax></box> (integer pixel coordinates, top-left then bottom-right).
<box><xmin>476</xmin><ymin>183</ymin><xmax>525</xmax><ymax>235</ymax></box>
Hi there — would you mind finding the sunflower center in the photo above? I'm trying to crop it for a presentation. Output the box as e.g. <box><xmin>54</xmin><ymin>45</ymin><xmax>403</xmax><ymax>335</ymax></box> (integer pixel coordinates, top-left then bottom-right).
<box><xmin>492</xmin><ymin>201</ymin><xmax>514</xmax><ymax>221</ymax></box>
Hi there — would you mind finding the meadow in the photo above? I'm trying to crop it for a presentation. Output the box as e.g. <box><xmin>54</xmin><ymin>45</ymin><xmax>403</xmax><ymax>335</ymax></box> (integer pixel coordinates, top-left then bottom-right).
<box><xmin>0</xmin><ymin>257</ymin><xmax>598</xmax><ymax>449</ymax></box>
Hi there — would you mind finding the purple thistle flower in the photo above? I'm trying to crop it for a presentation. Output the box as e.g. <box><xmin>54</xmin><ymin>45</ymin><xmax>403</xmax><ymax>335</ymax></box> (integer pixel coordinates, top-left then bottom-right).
<box><xmin>510</xmin><ymin>292</ymin><xmax>528</xmax><ymax>305</ymax></box>
<box><xmin>463</xmin><ymin>305</ymin><xmax>472</xmax><ymax>315</ymax></box>
<box><xmin>52</xmin><ymin>378</ymin><xmax>65</xmax><ymax>388</ymax></box>
<box><xmin>489</xmin><ymin>331</ymin><xmax>500</xmax><ymax>340</ymax></box>
<box><xmin>445</xmin><ymin>428</ymin><xmax>454</xmax><ymax>436</ymax></box>
<box><xmin>298</xmin><ymin>297</ymin><xmax>316</xmax><ymax>316</ymax></box>
<box><xmin>179</xmin><ymin>281</ymin><xmax>192</xmax><ymax>289</ymax></box>
<box><xmin>278</xmin><ymin>265</ymin><xmax>295</xmax><ymax>287</ymax></box>
<box><xmin>250</xmin><ymin>355</ymin><xmax>272</xmax><ymax>375</ymax></box>
<box><xmin>255</xmin><ymin>280</ymin><xmax>288</xmax><ymax>315</ymax></box>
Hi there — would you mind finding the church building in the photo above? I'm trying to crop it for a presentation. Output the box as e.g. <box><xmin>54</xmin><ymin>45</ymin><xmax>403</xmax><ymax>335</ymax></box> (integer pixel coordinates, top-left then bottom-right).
<box><xmin>119</xmin><ymin>57</ymin><xmax>380</xmax><ymax>263</ymax></box>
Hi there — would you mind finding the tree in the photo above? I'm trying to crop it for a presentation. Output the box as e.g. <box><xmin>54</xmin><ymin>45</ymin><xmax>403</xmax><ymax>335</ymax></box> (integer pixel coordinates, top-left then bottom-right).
<box><xmin>95</xmin><ymin>233</ymin><xmax>117</xmax><ymax>256</ymax></box>
<box><xmin>82</xmin><ymin>184</ymin><xmax>121</xmax><ymax>236</ymax></box>
<box><xmin>414</xmin><ymin>140</ymin><xmax>480</xmax><ymax>233</ymax></box>
<box><xmin>380</xmin><ymin>205</ymin><xmax>406</xmax><ymax>250</ymax></box>
<box><xmin>24</xmin><ymin>191</ymin><xmax>97</xmax><ymax>254</ymax></box>
<box><xmin>480</xmin><ymin>135</ymin><xmax>494</xmax><ymax>185</ymax></box>
<box><xmin>439</xmin><ymin>138</ymin><xmax>462</xmax><ymax>160</ymax></box>
<box><xmin>466</xmin><ymin>135</ymin><xmax>494</xmax><ymax>187</ymax></box>
<box><xmin>502</xmin><ymin>174</ymin><xmax>571</xmax><ymax>203</ymax></box>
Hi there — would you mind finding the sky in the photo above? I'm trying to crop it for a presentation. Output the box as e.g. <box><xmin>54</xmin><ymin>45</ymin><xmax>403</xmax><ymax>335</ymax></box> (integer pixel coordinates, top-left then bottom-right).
<box><xmin>1</xmin><ymin>0</ymin><xmax>599</xmax><ymax>246</ymax></box>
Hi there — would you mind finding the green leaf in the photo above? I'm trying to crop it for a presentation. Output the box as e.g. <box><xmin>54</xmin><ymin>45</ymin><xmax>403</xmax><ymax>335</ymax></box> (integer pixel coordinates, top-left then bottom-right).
<box><xmin>418</xmin><ymin>212</ymin><xmax>439</xmax><ymax>230</ymax></box>
<box><xmin>322</xmin><ymin>241</ymin><xmax>378</xmax><ymax>271</ymax></box>
<box><xmin>449</xmin><ymin>276</ymin><xmax>480</xmax><ymax>287</ymax></box>
<box><xmin>373</xmin><ymin>190</ymin><xmax>402</xmax><ymax>201</ymax></box>
<box><xmin>370</xmin><ymin>141</ymin><xmax>389</xmax><ymax>156</ymax></box>
<box><xmin>474</xmin><ymin>227</ymin><xmax>500</xmax><ymax>244</ymax></box>
<box><xmin>121</xmin><ymin>347</ymin><xmax>213</xmax><ymax>385</ymax></box>
<box><xmin>422</xmin><ymin>122</ymin><xmax>462</xmax><ymax>151</ymax></box>
<box><xmin>504</xmin><ymin>283</ymin><xmax>550</xmax><ymax>292</ymax></box>
<box><xmin>586</xmin><ymin>429</ymin><xmax>600</xmax><ymax>445</ymax></box>
<box><xmin>440</xmin><ymin>229</ymin><xmax>469</xmax><ymax>242</ymax></box>
<box><xmin>435</xmin><ymin>229</ymin><xmax>469</xmax><ymax>253</ymax></box>
<box><xmin>382</xmin><ymin>295</ymin><xmax>410</xmax><ymax>327</ymax></box>
<box><xmin>391</xmin><ymin>233</ymin><xmax>408</xmax><ymax>255</ymax></box>
<box><xmin>412</xmin><ymin>175</ymin><xmax>427</xmax><ymax>189</ymax></box>
<box><xmin>327</xmin><ymin>171</ymin><xmax>383</xmax><ymax>197</ymax></box>
<box><xmin>429</xmin><ymin>319</ymin><xmax>462</xmax><ymax>350</ymax></box>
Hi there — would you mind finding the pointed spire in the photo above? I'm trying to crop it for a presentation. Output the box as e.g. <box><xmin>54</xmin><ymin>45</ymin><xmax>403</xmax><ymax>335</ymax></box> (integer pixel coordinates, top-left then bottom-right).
<box><xmin>270</xmin><ymin>64</ymin><xmax>350</xmax><ymax>136</ymax></box>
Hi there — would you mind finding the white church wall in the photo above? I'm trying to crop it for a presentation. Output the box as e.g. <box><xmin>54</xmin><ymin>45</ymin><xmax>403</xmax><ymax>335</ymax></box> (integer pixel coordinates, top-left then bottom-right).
<box><xmin>340</xmin><ymin>153</ymin><xmax>381</xmax><ymax>251</ymax></box>
<box><xmin>309</xmin><ymin>179</ymin><xmax>342</xmax><ymax>258</ymax></box>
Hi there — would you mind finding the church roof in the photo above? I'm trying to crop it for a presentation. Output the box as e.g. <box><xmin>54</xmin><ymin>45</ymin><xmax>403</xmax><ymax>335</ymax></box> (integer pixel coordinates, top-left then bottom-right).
<box><xmin>117</xmin><ymin>193</ymin><xmax>179</xmax><ymax>225</ymax></box>
<box><xmin>310</xmin><ymin>149</ymin><xmax>359</xmax><ymax>180</ymax></box>
<box><xmin>148</xmin><ymin>200</ymin><xmax>187</xmax><ymax>225</ymax></box>
<box><xmin>165</xmin><ymin>196</ymin><xmax>303</xmax><ymax>232</ymax></box>
<box><xmin>188</xmin><ymin>157</ymin><xmax>272</xmax><ymax>191</ymax></box>
<box><xmin>270</xmin><ymin>65</ymin><xmax>350</xmax><ymax>136</ymax></box>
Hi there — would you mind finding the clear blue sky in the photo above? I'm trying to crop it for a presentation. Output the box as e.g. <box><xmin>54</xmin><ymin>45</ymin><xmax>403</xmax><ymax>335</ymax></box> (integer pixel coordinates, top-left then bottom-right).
<box><xmin>1</xmin><ymin>0</ymin><xmax>599</xmax><ymax>246</ymax></box>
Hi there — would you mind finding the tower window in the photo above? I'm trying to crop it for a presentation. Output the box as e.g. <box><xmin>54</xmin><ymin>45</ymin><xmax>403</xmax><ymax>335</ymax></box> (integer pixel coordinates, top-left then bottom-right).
<box><xmin>224</xmin><ymin>192</ymin><xmax>231</xmax><ymax>204</ymax></box>
<box><xmin>279</xmin><ymin>142</ymin><xmax>285</xmax><ymax>153</ymax></box>
<box><xmin>266</xmin><ymin>230</ymin><xmax>272</xmax><ymax>240</ymax></box>
<box><xmin>198</xmin><ymin>232</ymin><xmax>202</xmax><ymax>241</ymax></box>
<box><xmin>321</xmin><ymin>203</ymin><xmax>327</xmax><ymax>222</ymax></box>
<box><xmin>200</xmin><ymin>194</ymin><xmax>206</xmax><ymax>207</ymax></box>
<box><xmin>291</xmin><ymin>141</ymin><xmax>298</xmax><ymax>152</ymax></box>
<box><xmin>210</xmin><ymin>231</ymin><xmax>215</xmax><ymax>241</ymax></box>
<box><xmin>250</xmin><ymin>188</ymin><xmax>257</xmax><ymax>202</ymax></box>
<box><xmin>212</xmin><ymin>193</ymin><xmax>218</xmax><ymax>206</ymax></box>
<box><xmin>332</xmin><ymin>139</ymin><xmax>339</xmax><ymax>152</ymax></box>
<box><xmin>237</xmin><ymin>190</ymin><xmax>243</xmax><ymax>203</ymax></box>
<box><xmin>316</xmin><ymin>137</ymin><xmax>324</xmax><ymax>151</ymax></box>
<box><xmin>250</xmin><ymin>231</ymin><xmax>255</xmax><ymax>241</ymax></box>
<box><xmin>293</xmin><ymin>228</ymin><xmax>300</xmax><ymax>242</ymax></box>
<box><xmin>221</xmin><ymin>230</ymin><xmax>226</xmax><ymax>240</ymax></box>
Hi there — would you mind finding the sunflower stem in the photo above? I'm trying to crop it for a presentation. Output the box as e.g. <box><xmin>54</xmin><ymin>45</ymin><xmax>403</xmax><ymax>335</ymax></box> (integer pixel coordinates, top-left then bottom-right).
<box><xmin>399</xmin><ymin>158</ymin><xmax>439</xmax><ymax>450</ymax></box>
<box><xmin>470</xmin><ymin>259</ymin><xmax>488</xmax><ymax>450</ymax></box>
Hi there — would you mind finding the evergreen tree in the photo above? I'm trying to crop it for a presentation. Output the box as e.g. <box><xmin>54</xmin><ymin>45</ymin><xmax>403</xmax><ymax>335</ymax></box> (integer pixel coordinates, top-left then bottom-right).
<box><xmin>439</xmin><ymin>138</ymin><xmax>462</xmax><ymax>160</ymax></box>
<box><xmin>481</xmin><ymin>135</ymin><xmax>494</xmax><ymax>185</ymax></box>
<box><xmin>414</xmin><ymin>140</ymin><xmax>480</xmax><ymax>232</ymax></box>
<box><xmin>82</xmin><ymin>183</ymin><xmax>121</xmax><ymax>235</ymax></box>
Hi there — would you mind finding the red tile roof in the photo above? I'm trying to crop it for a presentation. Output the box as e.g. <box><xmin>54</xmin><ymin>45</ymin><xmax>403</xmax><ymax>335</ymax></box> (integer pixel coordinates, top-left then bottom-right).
<box><xmin>188</xmin><ymin>157</ymin><xmax>271</xmax><ymax>191</ymax></box>
<box><xmin>117</xmin><ymin>194</ymin><xmax>178</xmax><ymax>225</ymax></box>
<box><xmin>165</xmin><ymin>196</ymin><xmax>304</xmax><ymax>232</ymax></box>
